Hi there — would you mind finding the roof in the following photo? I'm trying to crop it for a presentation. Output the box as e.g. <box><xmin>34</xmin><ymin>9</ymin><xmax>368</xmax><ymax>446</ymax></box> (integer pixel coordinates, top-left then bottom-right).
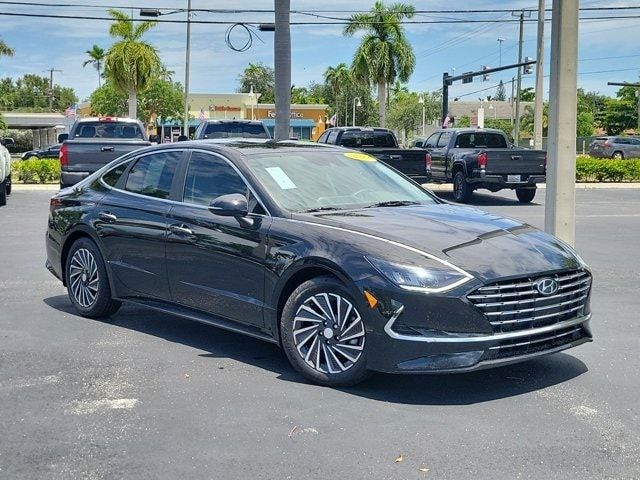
<box><xmin>325</xmin><ymin>126</ymin><xmax>391</xmax><ymax>132</ymax></box>
<box><xmin>154</xmin><ymin>139</ymin><xmax>343</xmax><ymax>156</ymax></box>
<box><xmin>261</xmin><ymin>119</ymin><xmax>316</xmax><ymax>127</ymax></box>
<box><xmin>76</xmin><ymin>117</ymin><xmax>141</xmax><ymax>124</ymax></box>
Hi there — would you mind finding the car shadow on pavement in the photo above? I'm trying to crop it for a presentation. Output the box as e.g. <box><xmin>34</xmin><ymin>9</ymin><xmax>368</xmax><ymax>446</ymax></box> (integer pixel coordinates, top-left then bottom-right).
<box><xmin>436</xmin><ymin>191</ymin><xmax>542</xmax><ymax>207</ymax></box>
<box><xmin>44</xmin><ymin>295</ymin><xmax>588</xmax><ymax>405</ymax></box>
<box><xmin>44</xmin><ymin>295</ymin><xmax>302</xmax><ymax>382</ymax></box>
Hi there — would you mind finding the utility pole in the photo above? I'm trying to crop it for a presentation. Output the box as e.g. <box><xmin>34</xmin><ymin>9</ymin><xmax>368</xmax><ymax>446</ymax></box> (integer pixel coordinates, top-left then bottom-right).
<box><xmin>545</xmin><ymin>0</ymin><xmax>579</xmax><ymax>246</ymax></box>
<box><xmin>45</xmin><ymin>68</ymin><xmax>62</xmax><ymax>110</ymax></box>
<box><xmin>183</xmin><ymin>0</ymin><xmax>192</xmax><ymax>137</ymax></box>
<box><xmin>533</xmin><ymin>0</ymin><xmax>545</xmax><ymax>150</ymax></box>
<box><xmin>274</xmin><ymin>0</ymin><xmax>291</xmax><ymax>141</ymax></box>
<box><xmin>512</xmin><ymin>10</ymin><xmax>530</xmax><ymax>146</ymax></box>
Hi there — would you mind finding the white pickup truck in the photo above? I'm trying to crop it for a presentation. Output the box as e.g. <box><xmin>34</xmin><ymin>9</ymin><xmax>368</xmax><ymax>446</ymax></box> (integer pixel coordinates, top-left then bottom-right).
<box><xmin>0</xmin><ymin>137</ymin><xmax>14</xmax><ymax>206</ymax></box>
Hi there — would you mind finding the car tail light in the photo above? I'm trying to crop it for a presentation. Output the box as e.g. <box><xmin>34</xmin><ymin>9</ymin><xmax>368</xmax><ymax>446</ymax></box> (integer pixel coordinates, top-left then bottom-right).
<box><xmin>477</xmin><ymin>152</ymin><xmax>488</xmax><ymax>169</ymax></box>
<box><xmin>604</xmin><ymin>141</ymin><xmax>611</xmax><ymax>147</ymax></box>
<box><xmin>425</xmin><ymin>152</ymin><xmax>432</xmax><ymax>171</ymax></box>
<box><xmin>49</xmin><ymin>197</ymin><xmax>64</xmax><ymax>214</ymax></box>
<box><xmin>59</xmin><ymin>144</ymin><xmax>68</xmax><ymax>167</ymax></box>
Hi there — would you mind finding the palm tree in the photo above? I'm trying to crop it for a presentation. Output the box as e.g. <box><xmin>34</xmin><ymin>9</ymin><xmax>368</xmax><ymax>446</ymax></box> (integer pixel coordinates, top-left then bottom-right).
<box><xmin>104</xmin><ymin>9</ymin><xmax>160</xmax><ymax>119</ymax></box>
<box><xmin>274</xmin><ymin>0</ymin><xmax>291</xmax><ymax>141</ymax></box>
<box><xmin>324</xmin><ymin>63</ymin><xmax>351</xmax><ymax>125</ymax></box>
<box><xmin>0</xmin><ymin>38</ymin><xmax>14</xmax><ymax>57</ymax></box>
<box><xmin>83</xmin><ymin>44</ymin><xmax>105</xmax><ymax>87</ymax></box>
<box><xmin>344</xmin><ymin>1</ymin><xmax>416</xmax><ymax>127</ymax></box>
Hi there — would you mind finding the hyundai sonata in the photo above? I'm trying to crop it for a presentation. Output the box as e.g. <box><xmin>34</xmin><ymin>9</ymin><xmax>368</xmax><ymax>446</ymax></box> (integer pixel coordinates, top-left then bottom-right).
<box><xmin>46</xmin><ymin>141</ymin><xmax>593</xmax><ymax>386</ymax></box>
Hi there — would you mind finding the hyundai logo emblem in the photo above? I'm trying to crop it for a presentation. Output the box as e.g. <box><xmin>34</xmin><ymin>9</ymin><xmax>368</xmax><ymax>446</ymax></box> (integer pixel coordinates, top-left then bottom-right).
<box><xmin>535</xmin><ymin>278</ymin><xmax>559</xmax><ymax>296</ymax></box>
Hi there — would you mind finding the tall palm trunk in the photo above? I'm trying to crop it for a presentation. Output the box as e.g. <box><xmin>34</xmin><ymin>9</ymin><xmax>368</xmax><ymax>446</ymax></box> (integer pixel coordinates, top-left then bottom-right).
<box><xmin>97</xmin><ymin>62</ymin><xmax>102</xmax><ymax>88</ymax></box>
<box><xmin>128</xmin><ymin>87</ymin><xmax>137</xmax><ymax>119</ymax></box>
<box><xmin>377</xmin><ymin>83</ymin><xmax>386</xmax><ymax>127</ymax></box>
<box><xmin>274</xmin><ymin>0</ymin><xmax>291</xmax><ymax>141</ymax></box>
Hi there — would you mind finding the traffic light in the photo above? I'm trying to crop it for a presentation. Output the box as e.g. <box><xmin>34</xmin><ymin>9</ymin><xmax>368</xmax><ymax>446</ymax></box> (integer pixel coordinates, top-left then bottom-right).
<box><xmin>482</xmin><ymin>65</ymin><xmax>489</xmax><ymax>81</ymax></box>
<box><xmin>524</xmin><ymin>57</ymin><xmax>534</xmax><ymax>74</ymax></box>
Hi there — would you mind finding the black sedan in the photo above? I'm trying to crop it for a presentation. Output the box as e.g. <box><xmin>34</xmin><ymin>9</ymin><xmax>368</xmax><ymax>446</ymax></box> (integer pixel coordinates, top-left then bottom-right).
<box><xmin>45</xmin><ymin>141</ymin><xmax>593</xmax><ymax>386</ymax></box>
<box><xmin>22</xmin><ymin>143</ymin><xmax>61</xmax><ymax>160</ymax></box>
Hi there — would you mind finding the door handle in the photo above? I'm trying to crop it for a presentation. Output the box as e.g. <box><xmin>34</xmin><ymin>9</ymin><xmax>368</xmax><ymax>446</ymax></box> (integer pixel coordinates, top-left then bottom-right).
<box><xmin>169</xmin><ymin>224</ymin><xmax>194</xmax><ymax>236</ymax></box>
<box><xmin>98</xmin><ymin>211</ymin><xmax>117</xmax><ymax>222</ymax></box>
<box><xmin>101</xmin><ymin>146</ymin><xmax>115</xmax><ymax>152</ymax></box>
<box><xmin>511</xmin><ymin>155</ymin><xmax>522</xmax><ymax>160</ymax></box>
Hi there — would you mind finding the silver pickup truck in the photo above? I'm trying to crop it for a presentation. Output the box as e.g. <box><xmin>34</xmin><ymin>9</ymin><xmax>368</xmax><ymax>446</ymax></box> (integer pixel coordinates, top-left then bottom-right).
<box><xmin>0</xmin><ymin>137</ymin><xmax>14</xmax><ymax>206</ymax></box>
<box><xmin>59</xmin><ymin>118</ymin><xmax>155</xmax><ymax>189</ymax></box>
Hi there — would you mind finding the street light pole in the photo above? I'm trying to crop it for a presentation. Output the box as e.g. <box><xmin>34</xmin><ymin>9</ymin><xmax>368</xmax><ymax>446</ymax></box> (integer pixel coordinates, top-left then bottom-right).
<box><xmin>183</xmin><ymin>0</ymin><xmax>192</xmax><ymax>138</ymax></box>
<box><xmin>498</xmin><ymin>38</ymin><xmax>505</xmax><ymax>67</ymax></box>
<box><xmin>352</xmin><ymin>97</ymin><xmax>361</xmax><ymax>126</ymax></box>
<box><xmin>513</xmin><ymin>10</ymin><xmax>528</xmax><ymax>146</ymax></box>
<box><xmin>533</xmin><ymin>0</ymin><xmax>546</xmax><ymax>151</ymax></box>
<box><xmin>419</xmin><ymin>94</ymin><xmax>425</xmax><ymax>135</ymax></box>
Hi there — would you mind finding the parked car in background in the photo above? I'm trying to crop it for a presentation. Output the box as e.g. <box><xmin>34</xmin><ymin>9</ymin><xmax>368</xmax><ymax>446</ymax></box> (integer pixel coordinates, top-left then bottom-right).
<box><xmin>419</xmin><ymin>128</ymin><xmax>546</xmax><ymax>203</ymax></box>
<box><xmin>22</xmin><ymin>143</ymin><xmax>61</xmax><ymax>160</ymax></box>
<box><xmin>193</xmin><ymin>119</ymin><xmax>271</xmax><ymax>140</ymax></box>
<box><xmin>45</xmin><ymin>140</ymin><xmax>592</xmax><ymax>387</ymax></box>
<box><xmin>589</xmin><ymin>136</ymin><xmax>640</xmax><ymax>159</ymax></box>
<box><xmin>58</xmin><ymin>117</ymin><xmax>154</xmax><ymax>189</ymax></box>
<box><xmin>318</xmin><ymin>127</ymin><xmax>430</xmax><ymax>182</ymax></box>
<box><xmin>0</xmin><ymin>137</ymin><xmax>14</xmax><ymax>206</ymax></box>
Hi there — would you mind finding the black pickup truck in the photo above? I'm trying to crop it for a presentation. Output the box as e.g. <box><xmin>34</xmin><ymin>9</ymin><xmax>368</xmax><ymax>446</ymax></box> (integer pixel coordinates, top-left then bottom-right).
<box><xmin>317</xmin><ymin>127</ymin><xmax>429</xmax><ymax>181</ymax></box>
<box><xmin>193</xmin><ymin>119</ymin><xmax>271</xmax><ymax>140</ymax></box>
<box><xmin>421</xmin><ymin>128</ymin><xmax>546</xmax><ymax>203</ymax></box>
<box><xmin>58</xmin><ymin>118</ymin><xmax>154</xmax><ymax>189</ymax></box>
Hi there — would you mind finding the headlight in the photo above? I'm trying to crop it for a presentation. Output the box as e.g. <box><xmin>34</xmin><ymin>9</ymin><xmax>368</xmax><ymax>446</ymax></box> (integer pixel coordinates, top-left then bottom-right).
<box><xmin>366</xmin><ymin>256</ymin><xmax>473</xmax><ymax>293</ymax></box>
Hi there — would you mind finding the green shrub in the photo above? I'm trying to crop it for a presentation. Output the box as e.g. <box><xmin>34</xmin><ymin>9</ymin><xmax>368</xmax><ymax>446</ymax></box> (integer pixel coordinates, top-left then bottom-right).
<box><xmin>11</xmin><ymin>158</ymin><xmax>60</xmax><ymax>184</ymax></box>
<box><xmin>576</xmin><ymin>157</ymin><xmax>640</xmax><ymax>182</ymax></box>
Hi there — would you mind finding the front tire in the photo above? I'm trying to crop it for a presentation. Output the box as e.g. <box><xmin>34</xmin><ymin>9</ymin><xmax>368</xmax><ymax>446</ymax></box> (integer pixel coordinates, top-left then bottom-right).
<box><xmin>516</xmin><ymin>187</ymin><xmax>537</xmax><ymax>203</ymax></box>
<box><xmin>65</xmin><ymin>238</ymin><xmax>121</xmax><ymax>318</ymax></box>
<box><xmin>280</xmin><ymin>276</ymin><xmax>371</xmax><ymax>387</ymax></box>
<box><xmin>452</xmin><ymin>171</ymin><xmax>472</xmax><ymax>203</ymax></box>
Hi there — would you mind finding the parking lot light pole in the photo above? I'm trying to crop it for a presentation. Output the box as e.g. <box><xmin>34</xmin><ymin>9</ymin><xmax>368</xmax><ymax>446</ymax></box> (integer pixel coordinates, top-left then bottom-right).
<box><xmin>352</xmin><ymin>98</ymin><xmax>361</xmax><ymax>126</ymax></box>
<box><xmin>419</xmin><ymin>94</ymin><xmax>425</xmax><ymax>135</ymax></box>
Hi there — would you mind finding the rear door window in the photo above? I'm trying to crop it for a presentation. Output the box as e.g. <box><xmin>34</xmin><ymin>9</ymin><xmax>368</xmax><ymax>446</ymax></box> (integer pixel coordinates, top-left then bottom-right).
<box><xmin>102</xmin><ymin>160</ymin><xmax>132</xmax><ymax>187</ymax></box>
<box><xmin>124</xmin><ymin>151</ymin><xmax>182</xmax><ymax>199</ymax></box>
<box><xmin>327</xmin><ymin>130</ymin><xmax>340</xmax><ymax>144</ymax></box>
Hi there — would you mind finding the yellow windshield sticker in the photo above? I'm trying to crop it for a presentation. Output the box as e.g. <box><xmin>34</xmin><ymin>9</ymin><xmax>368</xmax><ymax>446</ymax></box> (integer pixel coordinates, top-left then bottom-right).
<box><xmin>344</xmin><ymin>152</ymin><xmax>377</xmax><ymax>162</ymax></box>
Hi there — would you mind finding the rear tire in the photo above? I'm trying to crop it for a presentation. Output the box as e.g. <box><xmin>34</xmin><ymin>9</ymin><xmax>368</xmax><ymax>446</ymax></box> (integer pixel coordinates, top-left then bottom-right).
<box><xmin>612</xmin><ymin>151</ymin><xmax>624</xmax><ymax>159</ymax></box>
<box><xmin>0</xmin><ymin>180</ymin><xmax>7</xmax><ymax>206</ymax></box>
<box><xmin>452</xmin><ymin>171</ymin><xmax>472</xmax><ymax>203</ymax></box>
<box><xmin>65</xmin><ymin>237</ymin><xmax>121</xmax><ymax>319</ymax></box>
<box><xmin>516</xmin><ymin>187</ymin><xmax>537</xmax><ymax>204</ymax></box>
<box><xmin>280</xmin><ymin>276</ymin><xmax>372</xmax><ymax>387</ymax></box>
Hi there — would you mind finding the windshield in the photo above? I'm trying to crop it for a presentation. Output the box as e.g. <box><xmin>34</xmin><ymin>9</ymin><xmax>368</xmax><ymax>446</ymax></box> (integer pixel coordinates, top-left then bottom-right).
<box><xmin>245</xmin><ymin>150</ymin><xmax>437</xmax><ymax>212</ymax></box>
<box><xmin>204</xmin><ymin>123</ymin><xmax>269</xmax><ymax>139</ymax></box>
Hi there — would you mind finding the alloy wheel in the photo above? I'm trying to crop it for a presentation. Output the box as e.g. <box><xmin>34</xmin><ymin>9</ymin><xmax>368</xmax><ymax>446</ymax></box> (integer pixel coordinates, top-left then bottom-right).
<box><xmin>292</xmin><ymin>293</ymin><xmax>365</xmax><ymax>374</ymax></box>
<box><xmin>69</xmin><ymin>248</ymin><xmax>99</xmax><ymax>308</ymax></box>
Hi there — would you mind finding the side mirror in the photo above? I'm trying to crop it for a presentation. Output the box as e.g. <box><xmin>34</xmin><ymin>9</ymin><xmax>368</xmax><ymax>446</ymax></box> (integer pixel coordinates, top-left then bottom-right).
<box><xmin>208</xmin><ymin>193</ymin><xmax>248</xmax><ymax>217</ymax></box>
<box><xmin>177</xmin><ymin>135</ymin><xmax>188</xmax><ymax>142</ymax></box>
<box><xmin>149</xmin><ymin>134</ymin><xmax>160</xmax><ymax>144</ymax></box>
<box><xmin>58</xmin><ymin>133</ymin><xmax>69</xmax><ymax>143</ymax></box>
<box><xmin>1</xmin><ymin>137</ymin><xmax>14</xmax><ymax>146</ymax></box>
<box><xmin>425</xmin><ymin>143</ymin><xmax>433</xmax><ymax>148</ymax></box>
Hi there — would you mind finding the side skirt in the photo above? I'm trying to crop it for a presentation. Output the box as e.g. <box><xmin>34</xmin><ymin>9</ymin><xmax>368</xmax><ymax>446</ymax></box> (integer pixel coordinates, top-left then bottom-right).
<box><xmin>118</xmin><ymin>297</ymin><xmax>279</xmax><ymax>345</ymax></box>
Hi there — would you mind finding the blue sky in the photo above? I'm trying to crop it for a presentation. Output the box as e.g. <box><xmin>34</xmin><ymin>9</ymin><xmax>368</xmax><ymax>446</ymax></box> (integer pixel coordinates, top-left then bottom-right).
<box><xmin>0</xmin><ymin>0</ymin><xmax>639</xmax><ymax>103</ymax></box>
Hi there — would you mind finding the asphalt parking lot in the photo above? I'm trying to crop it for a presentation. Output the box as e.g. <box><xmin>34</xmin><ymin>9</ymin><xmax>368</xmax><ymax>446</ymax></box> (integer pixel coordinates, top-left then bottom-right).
<box><xmin>1</xmin><ymin>187</ymin><xmax>639</xmax><ymax>480</ymax></box>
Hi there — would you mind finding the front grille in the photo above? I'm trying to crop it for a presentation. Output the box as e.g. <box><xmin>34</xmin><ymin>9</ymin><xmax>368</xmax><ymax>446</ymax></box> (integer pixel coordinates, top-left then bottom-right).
<box><xmin>481</xmin><ymin>325</ymin><xmax>589</xmax><ymax>361</ymax></box>
<box><xmin>467</xmin><ymin>270</ymin><xmax>592</xmax><ymax>333</ymax></box>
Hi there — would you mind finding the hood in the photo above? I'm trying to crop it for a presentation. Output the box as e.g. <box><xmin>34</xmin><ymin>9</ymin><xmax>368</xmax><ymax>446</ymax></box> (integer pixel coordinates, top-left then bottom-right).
<box><xmin>305</xmin><ymin>204</ymin><xmax>582</xmax><ymax>281</ymax></box>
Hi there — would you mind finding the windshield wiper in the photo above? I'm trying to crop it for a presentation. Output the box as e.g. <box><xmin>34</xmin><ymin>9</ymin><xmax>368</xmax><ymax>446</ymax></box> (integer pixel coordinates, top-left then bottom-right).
<box><xmin>299</xmin><ymin>206</ymin><xmax>345</xmax><ymax>213</ymax></box>
<box><xmin>364</xmin><ymin>200</ymin><xmax>421</xmax><ymax>209</ymax></box>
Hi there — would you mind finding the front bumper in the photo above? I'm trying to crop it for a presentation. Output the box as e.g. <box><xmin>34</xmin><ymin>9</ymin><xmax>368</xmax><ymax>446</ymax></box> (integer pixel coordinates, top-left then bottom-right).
<box><xmin>361</xmin><ymin>277</ymin><xmax>592</xmax><ymax>374</ymax></box>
